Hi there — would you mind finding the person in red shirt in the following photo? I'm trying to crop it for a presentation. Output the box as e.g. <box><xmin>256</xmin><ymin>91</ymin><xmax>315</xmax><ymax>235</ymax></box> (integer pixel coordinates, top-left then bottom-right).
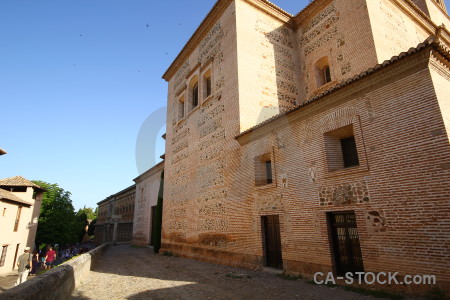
<box><xmin>44</xmin><ymin>246</ymin><xmax>56</xmax><ymax>269</ymax></box>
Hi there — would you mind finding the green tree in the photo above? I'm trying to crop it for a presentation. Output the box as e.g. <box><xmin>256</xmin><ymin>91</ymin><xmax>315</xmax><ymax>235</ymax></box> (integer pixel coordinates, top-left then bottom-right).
<box><xmin>77</xmin><ymin>206</ymin><xmax>97</xmax><ymax>220</ymax></box>
<box><xmin>87</xmin><ymin>219</ymin><xmax>96</xmax><ymax>236</ymax></box>
<box><xmin>33</xmin><ymin>181</ymin><xmax>83</xmax><ymax>246</ymax></box>
<box><xmin>75</xmin><ymin>209</ymin><xmax>89</xmax><ymax>241</ymax></box>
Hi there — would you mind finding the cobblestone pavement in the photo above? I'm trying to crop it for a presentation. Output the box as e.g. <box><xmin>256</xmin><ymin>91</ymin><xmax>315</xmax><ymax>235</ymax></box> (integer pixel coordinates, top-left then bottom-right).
<box><xmin>70</xmin><ymin>244</ymin><xmax>420</xmax><ymax>300</ymax></box>
<box><xmin>0</xmin><ymin>272</ymin><xmax>17</xmax><ymax>293</ymax></box>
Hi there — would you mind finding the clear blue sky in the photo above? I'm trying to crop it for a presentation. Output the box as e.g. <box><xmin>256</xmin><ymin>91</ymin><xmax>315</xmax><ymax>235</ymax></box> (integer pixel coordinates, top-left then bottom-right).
<box><xmin>1</xmin><ymin>0</ymin><xmax>448</xmax><ymax>211</ymax></box>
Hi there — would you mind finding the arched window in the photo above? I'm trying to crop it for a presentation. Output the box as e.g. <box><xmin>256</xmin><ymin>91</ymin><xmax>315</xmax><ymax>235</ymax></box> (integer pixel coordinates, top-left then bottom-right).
<box><xmin>315</xmin><ymin>56</ymin><xmax>332</xmax><ymax>87</ymax></box>
<box><xmin>188</xmin><ymin>76</ymin><xmax>199</xmax><ymax>112</ymax></box>
<box><xmin>192</xmin><ymin>83</ymin><xmax>199</xmax><ymax>107</ymax></box>
<box><xmin>323</xmin><ymin>65</ymin><xmax>331</xmax><ymax>84</ymax></box>
<box><xmin>203</xmin><ymin>69</ymin><xmax>212</xmax><ymax>99</ymax></box>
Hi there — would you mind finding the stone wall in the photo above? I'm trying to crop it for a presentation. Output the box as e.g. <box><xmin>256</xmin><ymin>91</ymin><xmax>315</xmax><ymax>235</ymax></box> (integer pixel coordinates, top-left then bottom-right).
<box><xmin>0</xmin><ymin>243</ymin><xmax>108</xmax><ymax>300</ymax></box>
<box><xmin>132</xmin><ymin>162</ymin><xmax>164</xmax><ymax>246</ymax></box>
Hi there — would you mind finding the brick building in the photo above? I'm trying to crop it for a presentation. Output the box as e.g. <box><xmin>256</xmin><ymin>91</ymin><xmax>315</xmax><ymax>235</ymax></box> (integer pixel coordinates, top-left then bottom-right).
<box><xmin>159</xmin><ymin>0</ymin><xmax>450</xmax><ymax>294</ymax></box>
<box><xmin>94</xmin><ymin>184</ymin><xmax>135</xmax><ymax>244</ymax></box>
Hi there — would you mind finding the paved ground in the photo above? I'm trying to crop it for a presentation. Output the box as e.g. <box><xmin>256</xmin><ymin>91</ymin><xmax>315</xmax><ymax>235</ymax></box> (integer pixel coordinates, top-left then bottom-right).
<box><xmin>71</xmin><ymin>244</ymin><xmax>413</xmax><ymax>300</ymax></box>
<box><xmin>0</xmin><ymin>272</ymin><xmax>17</xmax><ymax>293</ymax></box>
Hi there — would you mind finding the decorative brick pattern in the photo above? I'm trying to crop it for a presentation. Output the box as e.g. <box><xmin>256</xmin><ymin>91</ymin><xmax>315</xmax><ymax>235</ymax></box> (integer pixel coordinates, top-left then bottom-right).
<box><xmin>197</xmin><ymin>219</ymin><xmax>228</xmax><ymax>232</ymax></box>
<box><xmin>303</xmin><ymin>4</ymin><xmax>337</xmax><ymax>33</ymax></box>
<box><xmin>319</xmin><ymin>181</ymin><xmax>370</xmax><ymax>206</ymax></box>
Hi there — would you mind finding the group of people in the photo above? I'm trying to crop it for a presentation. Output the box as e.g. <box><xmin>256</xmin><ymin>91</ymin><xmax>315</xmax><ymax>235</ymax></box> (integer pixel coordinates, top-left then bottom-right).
<box><xmin>15</xmin><ymin>245</ymin><xmax>56</xmax><ymax>286</ymax></box>
<box><xmin>15</xmin><ymin>242</ymin><xmax>95</xmax><ymax>286</ymax></box>
<box><xmin>58</xmin><ymin>243</ymin><xmax>95</xmax><ymax>260</ymax></box>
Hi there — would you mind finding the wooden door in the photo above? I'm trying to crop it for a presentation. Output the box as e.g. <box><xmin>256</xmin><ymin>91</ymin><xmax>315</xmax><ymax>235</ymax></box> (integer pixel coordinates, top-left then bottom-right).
<box><xmin>262</xmin><ymin>215</ymin><xmax>283</xmax><ymax>269</ymax></box>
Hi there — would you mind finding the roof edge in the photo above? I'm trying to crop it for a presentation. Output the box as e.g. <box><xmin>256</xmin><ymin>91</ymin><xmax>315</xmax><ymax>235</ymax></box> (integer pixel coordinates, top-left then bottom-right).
<box><xmin>162</xmin><ymin>0</ymin><xmax>293</xmax><ymax>81</ymax></box>
<box><xmin>162</xmin><ymin>0</ymin><xmax>232</xmax><ymax>81</ymax></box>
<box><xmin>133</xmin><ymin>161</ymin><xmax>165</xmax><ymax>183</ymax></box>
<box><xmin>97</xmin><ymin>184</ymin><xmax>136</xmax><ymax>205</ymax></box>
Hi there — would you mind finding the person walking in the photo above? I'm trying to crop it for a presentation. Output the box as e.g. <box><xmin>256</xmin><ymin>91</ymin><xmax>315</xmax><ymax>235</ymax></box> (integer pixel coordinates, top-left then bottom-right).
<box><xmin>30</xmin><ymin>249</ymin><xmax>39</xmax><ymax>275</ymax></box>
<box><xmin>15</xmin><ymin>247</ymin><xmax>32</xmax><ymax>286</ymax></box>
<box><xmin>44</xmin><ymin>246</ymin><xmax>56</xmax><ymax>269</ymax></box>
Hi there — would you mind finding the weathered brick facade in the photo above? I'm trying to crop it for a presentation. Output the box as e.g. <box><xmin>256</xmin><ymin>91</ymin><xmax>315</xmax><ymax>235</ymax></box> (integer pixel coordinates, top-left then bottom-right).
<box><xmin>160</xmin><ymin>0</ymin><xmax>450</xmax><ymax>295</ymax></box>
<box><xmin>94</xmin><ymin>185</ymin><xmax>135</xmax><ymax>245</ymax></box>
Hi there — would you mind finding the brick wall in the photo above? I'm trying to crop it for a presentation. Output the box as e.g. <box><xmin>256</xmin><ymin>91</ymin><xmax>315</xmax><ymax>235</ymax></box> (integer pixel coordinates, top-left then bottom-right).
<box><xmin>162</xmin><ymin>0</ymin><xmax>241</xmax><ymax>257</ymax></box>
<box><xmin>235</xmin><ymin>48</ymin><xmax>450</xmax><ymax>293</ymax></box>
<box><xmin>295</xmin><ymin>0</ymin><xmax>379</xmax><ymax>100</ymax></box>
<box><xmin>160</xmin><ymin>0</ymin><xmax>450</xmax><ymax>295</ymax></box>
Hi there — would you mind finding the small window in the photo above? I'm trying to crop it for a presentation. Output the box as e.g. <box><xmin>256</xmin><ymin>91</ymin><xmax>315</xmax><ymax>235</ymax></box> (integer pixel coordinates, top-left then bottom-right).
<box><xmin>324</xmin><ymin>124</ymin><xmax>360</xmax><ymax>171</ymax></box>
<box><xmin>341</xmin><ymin>136</ymin><xmax>359</xmax><ymax>168</ymax></box>
<box><xmin>192</xmin><ymin>83</ymin><xmax>199</xmax><ymax>107</ymax></box>
<box><xmin>315</xmin><ymin>57</ymin><xmax>331</xmax><ymax>87</ymax></box>
<box><xmin>14</xmin><ymin>206</ymin><xmax>22</xmax><ymax>232</ymax></box>
<box><xmin>188</xmin><ymin>77</ymin><xmax>199</xmax><ymax>112</ymax></box>
<box><xmin>2</xmin><ymin>208</ymin><xmax>6</xmax><ymax>216</ymax></box>
<box><xmin>0</xmin><ymin>245</ymin><xmax>7</xmax><ymax>267</ymax></box>
<box><xmin>265</xmin><ymin>161</ymin><xmax>273</xmax><ymax>184</ymax></box>
<box><xmin>206</xmin><ymin>77</ymin><xmax>211</xmax><ymax>97</ymax></box>
<box><xmin>203</xmin><ymin>69</ymin><xmax>212</xmax><ymax>99</ymax></box>
<box><xmin>323</xmin><ymin>65</ymin><xmax>331</xmax><ymax>84</ymax></box>
<box><xmin>255</xmin><ymin>153</ymin><xmax>273</xmax><ymax>186</ymax></box>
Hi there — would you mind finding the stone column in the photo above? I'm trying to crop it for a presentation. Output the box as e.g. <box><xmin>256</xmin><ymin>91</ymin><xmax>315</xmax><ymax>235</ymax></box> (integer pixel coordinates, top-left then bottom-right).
<box><xmin>113</xmin><ymin>222</ymin><xmax>118</xmax><ymax>243</ymax></box>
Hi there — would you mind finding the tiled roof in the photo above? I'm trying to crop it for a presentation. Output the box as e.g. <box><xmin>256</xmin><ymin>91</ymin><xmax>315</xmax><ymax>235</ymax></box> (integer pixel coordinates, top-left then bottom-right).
<box><xmin>236</xmin><ymin>37</ymin><xmax>450</xmax><ymax>139</ymax></box>
<box><xmin>0</xmin><ymin>189</ymin><xmax>32</xmax><ymax>206</ymax></box>
<box><xmin>257</xmin><ymin>0</ymin><xmax>293</xmax><ymax>17</ymax></box>
<box><xmin>0</xmin><ymin>176</ymin><xmax>43</xmax><ymax>189</ymax></box>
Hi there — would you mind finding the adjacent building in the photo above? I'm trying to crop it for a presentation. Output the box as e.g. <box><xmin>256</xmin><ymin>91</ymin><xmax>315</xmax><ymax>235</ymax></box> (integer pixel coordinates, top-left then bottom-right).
<box><xmin>94</xmin><ymin>185</ymin><xmax>136</xmax><ymax>244</ymax></box>
<box><xmin>0</xmin><ymin>176</ymin><xmax>45</xmax><ymax>275</ymax></box>
<box><xmin>159</xmin><ymin>0</ymin><xmax>450</xmax><ymax>294</ymax></box>
<box><xmin>132</xmin><ymin>161</ymin><xmax>164</xmax><ymax>246</ymax></box>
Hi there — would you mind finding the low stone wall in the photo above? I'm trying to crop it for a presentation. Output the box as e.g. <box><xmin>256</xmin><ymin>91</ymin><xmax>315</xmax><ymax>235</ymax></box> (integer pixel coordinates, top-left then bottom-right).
<box><xmin>0</xmin><ymin>243</ymin><xmax>108</xmax><ymax>300</ymax></box>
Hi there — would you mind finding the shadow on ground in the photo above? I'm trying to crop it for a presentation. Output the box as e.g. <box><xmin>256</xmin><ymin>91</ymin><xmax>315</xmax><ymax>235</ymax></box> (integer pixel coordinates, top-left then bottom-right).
<box><xmin>71</xmin><ymin>244</ymin><xmax>397</xmax><ymax>300</ymax></box>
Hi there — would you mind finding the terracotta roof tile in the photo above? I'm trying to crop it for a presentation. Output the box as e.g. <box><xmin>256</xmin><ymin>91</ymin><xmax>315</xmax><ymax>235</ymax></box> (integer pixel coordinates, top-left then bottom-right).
<box><xmin>0</xmin><ymin>189</ymin><xmax>33</xmax><ymax>206</ymax></box>
<box><xmin>0</xmin><ymin>176</ymin><xmax>42</xmax><ymax>189</ymax></box>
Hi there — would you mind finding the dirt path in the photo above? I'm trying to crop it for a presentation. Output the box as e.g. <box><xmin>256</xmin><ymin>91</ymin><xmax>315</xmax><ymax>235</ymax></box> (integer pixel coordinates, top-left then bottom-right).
<box><xmin>71</xmin><ymin>244</ymin><xmax>398</xmax><ymax>300</ymax></box>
